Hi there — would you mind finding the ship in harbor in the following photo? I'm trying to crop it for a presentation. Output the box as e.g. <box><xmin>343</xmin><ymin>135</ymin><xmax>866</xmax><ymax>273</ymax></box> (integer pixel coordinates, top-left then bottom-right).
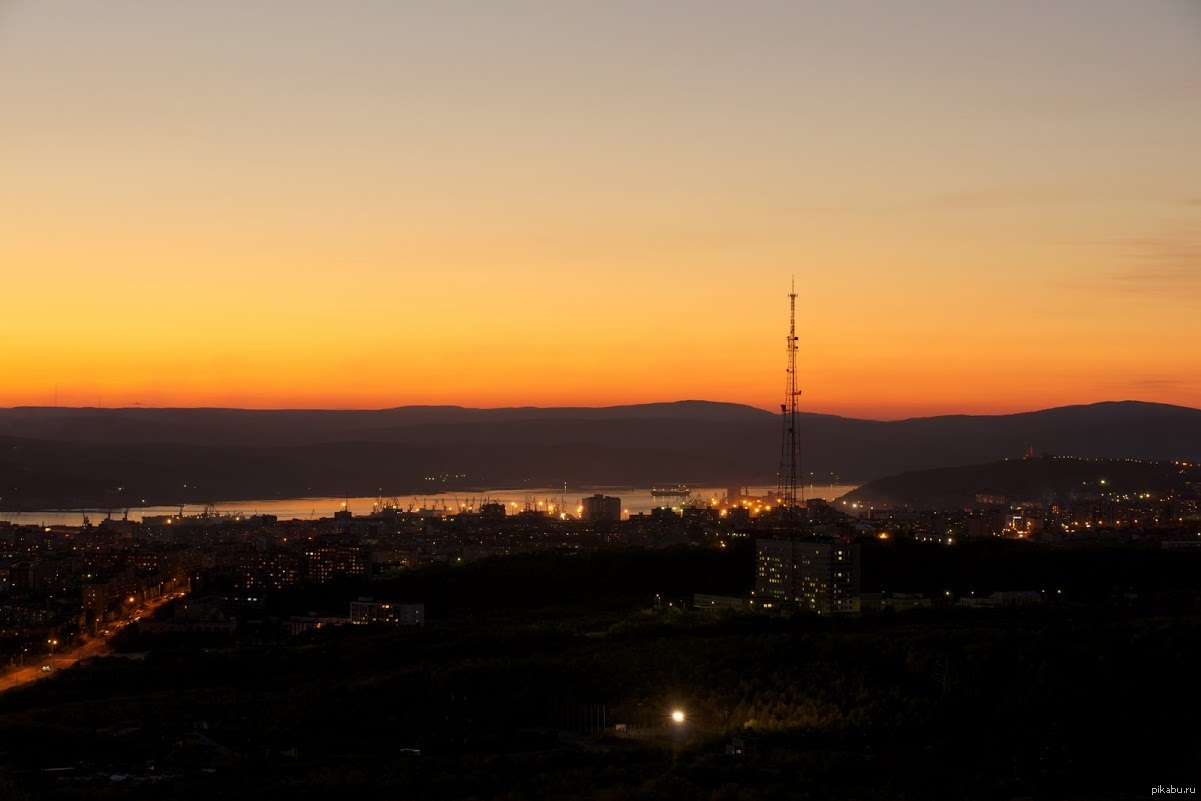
<box><xmin>650</xmin><ymin>484</ymin><xmax>691</xmax><ymax>498</ymax></box>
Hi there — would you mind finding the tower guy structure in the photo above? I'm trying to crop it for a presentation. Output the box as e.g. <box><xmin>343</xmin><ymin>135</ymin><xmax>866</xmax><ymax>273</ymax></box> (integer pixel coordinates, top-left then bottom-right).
<box><xmin>755</xmin><ymin>283</ymin><xmax>860</xmax><ymax>615</ymax></box>
<box><xmin>776</xmin><ymin>279</ymin><xmax>802</xmax><ymax>521</ymax></box>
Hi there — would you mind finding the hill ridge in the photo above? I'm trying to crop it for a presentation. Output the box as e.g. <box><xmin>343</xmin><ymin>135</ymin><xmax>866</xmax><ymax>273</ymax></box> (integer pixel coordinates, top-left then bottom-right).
<box><xmin>1</xmin><ymin>400</ymin><xmax>1198</xmax><ymax>509</ymax></box>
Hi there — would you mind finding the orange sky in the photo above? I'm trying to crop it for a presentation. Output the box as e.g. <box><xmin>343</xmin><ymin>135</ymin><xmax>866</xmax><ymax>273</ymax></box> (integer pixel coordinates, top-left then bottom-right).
<box><xmin>2</xmin><ymin>1</ymin><xmax>1199</xmax><ymax>419</ymax></box>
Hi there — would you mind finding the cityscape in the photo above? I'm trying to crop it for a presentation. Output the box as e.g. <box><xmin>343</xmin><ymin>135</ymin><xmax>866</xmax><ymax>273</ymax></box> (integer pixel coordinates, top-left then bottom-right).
<box><xmin>3</xmin><ymin>2</ymin><xmax>1201</xmax><ymax>799</ymax></box>
<box><xmin>3</xmin><ymin>387</ymin><xmax>1199</xmax><ymax>799</ymax></box>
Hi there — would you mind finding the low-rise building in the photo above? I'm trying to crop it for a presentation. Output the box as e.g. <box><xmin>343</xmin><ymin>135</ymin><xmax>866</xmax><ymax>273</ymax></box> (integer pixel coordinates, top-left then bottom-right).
<box><xmin>349</xmin><ymin>599</ymin><xmax>425</xmax><ymax>626</ymax></box>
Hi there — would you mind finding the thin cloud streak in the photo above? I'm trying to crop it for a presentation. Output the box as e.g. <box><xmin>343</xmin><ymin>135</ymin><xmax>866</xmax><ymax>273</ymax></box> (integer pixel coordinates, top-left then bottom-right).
<box><xmin>1111</xmin><ymin>232</ymin><xmax>1201</xmax><ymax>299</ymax></box>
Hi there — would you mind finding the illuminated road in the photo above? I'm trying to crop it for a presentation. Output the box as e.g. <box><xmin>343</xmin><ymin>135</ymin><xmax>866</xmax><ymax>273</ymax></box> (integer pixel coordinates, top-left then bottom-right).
<box><xmin>0</xmin><ymin>592</ymin><xmax>182</xmax><ymax>694</ymax></box>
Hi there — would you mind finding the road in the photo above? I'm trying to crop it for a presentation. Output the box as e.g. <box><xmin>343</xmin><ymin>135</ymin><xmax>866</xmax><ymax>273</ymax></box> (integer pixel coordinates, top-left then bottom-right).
<box><xmin>0</xmin><ymin>592</ymin><xmax>183</xmax><ymax>693</ymax></box>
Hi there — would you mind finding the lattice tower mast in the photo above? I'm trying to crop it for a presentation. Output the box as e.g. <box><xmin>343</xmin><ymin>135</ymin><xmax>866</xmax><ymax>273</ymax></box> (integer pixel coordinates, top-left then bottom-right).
<box><xmin>777</xmin><ymin>280</ymin><xmax>803</xmax><ymax>524</ymax></box>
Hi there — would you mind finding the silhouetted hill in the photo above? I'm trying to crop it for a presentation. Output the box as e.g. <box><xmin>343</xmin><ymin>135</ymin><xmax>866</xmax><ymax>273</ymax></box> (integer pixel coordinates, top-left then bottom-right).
<box><xmin>0</xmin><ymin>400</ymin><xmax>767</xmax><ymax>447</ymax></box>
<box><xmin>843</xmin><ymin>456</ymin><xmax>1201</xmax><ymax>509</ymax></box>
<box><xmin>0</xmin><ymin>400</ymin><xmax>1198</xmax><ymax>509</ymax></box>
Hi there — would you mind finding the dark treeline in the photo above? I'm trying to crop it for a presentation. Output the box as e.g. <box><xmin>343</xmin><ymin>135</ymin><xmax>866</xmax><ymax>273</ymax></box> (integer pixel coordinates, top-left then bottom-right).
<box><xmin>265</xmin><ymin>542</ymin><xmax>757</xmax><ymax>622</ymax></box>
<box><xmin>258</xmin><ymin>538</ymin><xmax>1201</xmax><ymax>621</ymax></box>
<box><xmin>861</xmin><ymin>537</ymin><xmax>1201</xmax><ymax>601</ymax></box>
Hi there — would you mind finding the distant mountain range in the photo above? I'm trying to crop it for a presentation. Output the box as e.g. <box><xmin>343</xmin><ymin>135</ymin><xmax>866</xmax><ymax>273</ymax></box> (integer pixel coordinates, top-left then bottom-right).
<box><xmin>1</xmin><ymin>400</ymin><xmax>1198</xmax><ymax>510</ymax></box>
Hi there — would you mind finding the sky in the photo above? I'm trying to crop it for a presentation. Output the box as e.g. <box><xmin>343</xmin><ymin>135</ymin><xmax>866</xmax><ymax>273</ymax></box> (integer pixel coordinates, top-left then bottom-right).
<box><xmin>2</xmin><ymin>0</ymin><xmax>1199</xmax><ymax>419</ymax></box>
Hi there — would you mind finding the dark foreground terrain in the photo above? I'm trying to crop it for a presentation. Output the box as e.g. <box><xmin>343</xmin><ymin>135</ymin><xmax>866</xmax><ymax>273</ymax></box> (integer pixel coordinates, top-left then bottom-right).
<box><xmin>2</xmin><ymin>541</ymin><xmax>1199</xmax><ymax>800</ymax></box>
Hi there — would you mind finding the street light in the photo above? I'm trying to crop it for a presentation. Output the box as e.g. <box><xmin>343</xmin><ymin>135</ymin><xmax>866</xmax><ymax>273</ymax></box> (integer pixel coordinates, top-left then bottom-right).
<box><xmin>668</xmin><ymin>708</ymin><xmax>688</xmax><ymax>765</ymax></box>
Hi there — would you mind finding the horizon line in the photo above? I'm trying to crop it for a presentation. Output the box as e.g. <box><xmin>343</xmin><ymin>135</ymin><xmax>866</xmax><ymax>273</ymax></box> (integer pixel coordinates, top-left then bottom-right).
<box><xmin>2</xmin><ymin>398</ymin><xmax>1196</xmax><ymax>423</ymax></box>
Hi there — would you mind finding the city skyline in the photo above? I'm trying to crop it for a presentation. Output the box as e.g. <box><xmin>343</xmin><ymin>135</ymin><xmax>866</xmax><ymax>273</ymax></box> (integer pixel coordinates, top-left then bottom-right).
<box><xmin>3</xmin><ymin>1</ymin><xmax>1199</xmax><ymax>419</ymax></box>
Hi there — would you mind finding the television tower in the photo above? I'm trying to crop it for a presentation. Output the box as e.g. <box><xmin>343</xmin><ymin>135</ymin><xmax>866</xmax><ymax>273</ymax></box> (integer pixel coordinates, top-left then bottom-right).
<box><xmin>777</xmin><ymin>279</ymin><xmax>802</xmax><ymax>524</ymax></box>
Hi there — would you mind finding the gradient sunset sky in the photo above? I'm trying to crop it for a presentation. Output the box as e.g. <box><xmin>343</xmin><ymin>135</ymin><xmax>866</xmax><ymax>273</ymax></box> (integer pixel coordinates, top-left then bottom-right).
<box><xmin>2</xmin><ymin>1</ymin><xmax>1198</xmax><ymax>419</ymax></box>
